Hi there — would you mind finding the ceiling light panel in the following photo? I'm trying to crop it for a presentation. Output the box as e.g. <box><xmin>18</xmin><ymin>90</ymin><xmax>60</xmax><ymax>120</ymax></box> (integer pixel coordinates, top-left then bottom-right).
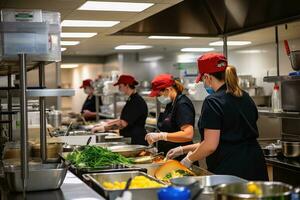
<box><xmin>115</xmin><ymin>45</ymin><xmax>152</xmax><ymax>50</ymax></box>
<box><xmin>148</xmin><ymin>36</ymin><xmax>192</xmax><ymax>39</ymax></box>
<box><xmin>61</xmin><ymin>32</ymin><xmax>97</xmax><ymax>38</ymax></box>
<box><xmin>209</xmin><ymin>41</ymin><xmax>252</xmax><ymax>46</ymax></box>
<box><xmin>78</xmin><ymin>1</ymin><xmax>154</xmax><ymax>12</ymax></box>
<box><xmin>61</xmin><ymin>41</ymin><xmax>80</xmax><ymax>46</ymax></box>
<box><xmin>61</xmin><ymin>64</ymin><xmax>79</xmax><ymax>69</ymax></box>
<box><xmin>62</xmin><ymin>20</ymin><xmax>120</xmax><ymax>27</ymax></box>
<box><xmin>181</xmin><ymin>48</ymin><xmax>215</xmax><ymax>52</ymax></box>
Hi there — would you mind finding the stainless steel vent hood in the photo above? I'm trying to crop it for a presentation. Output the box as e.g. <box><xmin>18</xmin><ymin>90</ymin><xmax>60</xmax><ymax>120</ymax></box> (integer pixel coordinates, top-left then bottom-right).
<box><xmin>114</xmin><ymin>0</ymin><xmax>300</xmax><ymax>37</ymax></box>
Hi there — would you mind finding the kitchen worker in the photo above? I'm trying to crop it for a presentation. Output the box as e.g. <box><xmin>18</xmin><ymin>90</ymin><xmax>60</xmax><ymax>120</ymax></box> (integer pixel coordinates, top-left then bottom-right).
<box><xmin>145</xmin><ymin>74</ymin><xmax>195</xmax><ymax>160</ymax></box>
<box><xmin>167</xmin><ymin>53</ymin><xmax>268</xmax><ymax>181</ymax></box>
<box><xmin>92</xmin><ymin>75</ymin><xmax>148</xmax><ymax>145</ymax></box>
<box><xmin>80</xmin><ymin>79</ymin><xmax>103</xmax><ymax>121</ymax></box>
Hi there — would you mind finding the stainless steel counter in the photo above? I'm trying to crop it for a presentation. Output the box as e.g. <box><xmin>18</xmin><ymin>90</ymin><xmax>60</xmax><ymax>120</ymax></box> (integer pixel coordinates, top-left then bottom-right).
<box><xmin>0</xmin><ymin>171</ymin><xmax>105</xmax><ymax>200</ymax></box>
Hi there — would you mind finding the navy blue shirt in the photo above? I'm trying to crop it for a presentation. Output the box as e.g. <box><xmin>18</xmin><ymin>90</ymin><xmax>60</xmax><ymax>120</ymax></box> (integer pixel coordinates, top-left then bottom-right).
<box><xmin>198</xmin><ymin>84</ymin><xmax>268</xmax><ymax>180</ymax></box>
<box><xmin>120</xmin><ymin>92</ymin><xmax>148</xmax><ymax>145</ymax></box>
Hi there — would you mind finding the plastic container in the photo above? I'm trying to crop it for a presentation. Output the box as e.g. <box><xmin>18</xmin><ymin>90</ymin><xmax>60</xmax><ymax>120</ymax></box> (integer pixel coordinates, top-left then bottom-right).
<box><xmin>158</xmin><ymin>186</ymin><xmax>191</xmax><ymax>200</ymax></box>
<box><xmin>271</xmin><ymin>83</ymin><xmax>282</xmax><ymax>113</ymax></box>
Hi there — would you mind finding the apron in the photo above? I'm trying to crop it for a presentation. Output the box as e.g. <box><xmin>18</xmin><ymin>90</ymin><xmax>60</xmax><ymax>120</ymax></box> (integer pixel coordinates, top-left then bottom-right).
<box><xmin>157</xmin><ymin>95</ymin><xmax>193</xmax><ymax>160</ymax></box>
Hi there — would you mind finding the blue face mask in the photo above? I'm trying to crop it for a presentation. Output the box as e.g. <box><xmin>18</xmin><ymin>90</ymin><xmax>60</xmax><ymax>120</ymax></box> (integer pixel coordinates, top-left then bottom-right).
<box><xmin>204</xmin><ymin>85</ymin><xmax>215</xmax><ymax>95</ymax></box>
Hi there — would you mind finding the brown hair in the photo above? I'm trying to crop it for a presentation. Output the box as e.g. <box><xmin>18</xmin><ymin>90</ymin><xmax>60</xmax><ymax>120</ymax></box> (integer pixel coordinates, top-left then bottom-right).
<box><xmin>210</xmin><ymin>65</ymin><xmax>242</xmax><ymax>97</ymax></box>
<box><xmin>173</xmin><ymin>80</ymin><xmax>184</xmax><ymax>94</ymax></box>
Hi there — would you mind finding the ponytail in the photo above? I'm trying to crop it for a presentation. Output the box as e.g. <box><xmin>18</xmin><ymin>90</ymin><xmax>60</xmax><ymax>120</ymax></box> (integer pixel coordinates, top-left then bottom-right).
<box><xmin>225</xmin><ymin>66</ymin><xmax>243</xmax><ymax>97</ymax></box>
<box><xmin>173</xmin><ymin>80</ymin><xmax>184</xmax><ymax>94</ymax></box>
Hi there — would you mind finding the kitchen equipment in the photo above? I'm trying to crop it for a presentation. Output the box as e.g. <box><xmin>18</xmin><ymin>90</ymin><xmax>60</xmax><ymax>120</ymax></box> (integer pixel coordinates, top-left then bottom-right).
<box><xmin>132</xmin><ymin>152</ymin><xmax>165</xmax><ymax>164</ymax></box>
<box><xmin>284</xmin><ymin>40</ymin><xmax>300</xmax><ymax>71</ymax></box>
<box><xmin>2</xmin><ymin>142</ymin><xmax>32</xmax><ymax>160</ymax></box>
<box><xmin>214</xmin><ymin>181</ymin><xmax>293</xmax><ymax>200</ymax></box>
<box><xmin>4</xmin><ymin>163</ymin><xmax>67</xmax><ymax>192</ymax></box>
<box><xmin>32</xmin><ymin>142</ymin><xmax>63</xmax><ymax>160</ymax></box>
<box><xmin>47</xmin><ymin>109</ymin><xmax>62</xmax><ymax>128</ymax></box>
<box><xmin>133</xmin><ymin>163</ymin><xmax>165</xmax><ymax>177</ymax></box>
<box><xmin>83</xmin><ymin>171</ymin><xmax>166</xmax><ymax>200</ymax></box>
<box><xmin>281</xmin><ymin>79</ymin><xmax>300</xmax><ymax>111</ymax></box>
<box><xmin>171</xmin><ymin>175</ymin><xmax>247</xmax><ymax>197</ymax></box>
<box><xmin>282</xmin><ymin>140</ymin><xmax>300</xmax><ymax>157</ymax></box>
<box><xmin>108</xmin><ymin>145</ymin><xmax>150</xmax><ymax>157</ymax></box>
<box><xmin>262</xmin><ymin>141</ymin><xmax>282</xmax><ymax>157</ymax></box>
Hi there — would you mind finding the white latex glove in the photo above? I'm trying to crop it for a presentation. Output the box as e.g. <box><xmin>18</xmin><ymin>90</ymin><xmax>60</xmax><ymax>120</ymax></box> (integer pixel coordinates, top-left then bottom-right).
<box><xmin>166</xmin><ymin>146</ymin><xmax>184</xmax><ymax>159</ymax></box>
<box><xmin>91</xmin><ymin>125</ymin><xmax>105</xmax><ymax>133</ymax></box>
<box><xmin>180</xmin><ymin>151</ymin><xmax>193</xmax><ymax>168</ymax></box>
<box><xmin>144</xmin><ymin>132</ymin><xmax>168</xmax><ymax>145</ymax></box>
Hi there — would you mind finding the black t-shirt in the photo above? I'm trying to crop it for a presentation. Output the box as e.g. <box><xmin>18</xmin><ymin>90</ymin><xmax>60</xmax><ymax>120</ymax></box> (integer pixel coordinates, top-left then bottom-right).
<box><xmin>157</xmin><ymin>94</ymin><xmax>195</xmax><ymax>157</ymax></box>
<box><xmin>120</xmin><ymin>92</ymin><xmax>148</xmax><ymax>145</ymax></box>
<box><xmin>81</xmin><ymin>95</ymin><xmax>103</xmax><ymax>113</ymax></box>
<box><xmin>198</xmin><ymin>84</ymin><xmax>268</xmax><ymax>181</ymax></box>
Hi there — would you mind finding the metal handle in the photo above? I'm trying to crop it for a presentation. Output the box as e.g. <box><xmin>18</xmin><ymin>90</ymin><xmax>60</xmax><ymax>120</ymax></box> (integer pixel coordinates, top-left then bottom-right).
<box><xmin>284</xmin><ymin>40</ymin><xmax>291</xmax><ymax>56</ymax></box>
<box><xmin>82</xmin><ymin>174</ymin><xmax>91</xmax><ymax>181</ymax></box>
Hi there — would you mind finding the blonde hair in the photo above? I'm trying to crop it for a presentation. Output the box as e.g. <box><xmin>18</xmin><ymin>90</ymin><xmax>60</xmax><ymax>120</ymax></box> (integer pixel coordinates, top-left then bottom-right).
<box><xmin>225</xmin><ymin>66</ymin><xmax>243</xmax><ymax>97</ymax></box>
<box><xmin>173</xmin><ymin>80</ymin><xmax>184</xmax><ymax>94</ymax></box>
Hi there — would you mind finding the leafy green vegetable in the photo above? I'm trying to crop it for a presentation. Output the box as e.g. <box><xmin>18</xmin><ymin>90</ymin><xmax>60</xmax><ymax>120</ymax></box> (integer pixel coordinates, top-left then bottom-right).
<box><xmin>65</xmin><ymin>146</ymin><xmax>133</xmax><ymax>168</ymax></box>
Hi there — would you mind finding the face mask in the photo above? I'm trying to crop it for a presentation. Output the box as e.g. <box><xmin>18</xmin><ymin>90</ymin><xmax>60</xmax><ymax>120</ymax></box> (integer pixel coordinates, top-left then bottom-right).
<box><xmin>204</xmin><ymin>84</ymin><xmax>215</xmax><ymax>95</ymax></box>
<box><xmin>157</xmin><ymin>96</ymin><xmax>172</xmax><ymax>105</ymax></box>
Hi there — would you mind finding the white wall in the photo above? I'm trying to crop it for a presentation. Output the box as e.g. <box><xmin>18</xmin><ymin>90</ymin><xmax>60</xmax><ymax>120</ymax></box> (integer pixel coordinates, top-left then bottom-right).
<box><xmin>229</xmin><ymin>38</ymin><xmax>300</xmax><ymax>95</ymax></box>
<box><xmin>61</xmin><ymin>64</ymin><xmax>104</xmax><ymax>112</ymax></box>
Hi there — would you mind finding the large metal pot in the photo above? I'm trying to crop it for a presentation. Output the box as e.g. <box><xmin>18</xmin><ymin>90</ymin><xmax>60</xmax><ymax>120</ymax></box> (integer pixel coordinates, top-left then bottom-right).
<box><xmin>282</xmin><ymin>140</ymin><xmax>300</xmax><ymax>158</ymax></box>
<box><xmin>290</xmin><ymin>51</ymin><xmax>300</xmax><ymax>71</ymax></box>
<box><xmin>214</xmin><ymin>181</ymin><xmax>293</xmax><ymax>200</ymax></box>
<box><xmin>47</xmin><ymin>110</ymin><xmax>62</xmax><ymax>128</ymax></box>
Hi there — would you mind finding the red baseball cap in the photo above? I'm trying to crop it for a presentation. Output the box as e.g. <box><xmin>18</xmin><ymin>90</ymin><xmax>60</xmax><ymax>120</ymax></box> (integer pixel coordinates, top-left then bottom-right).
<box><xmin>113</xmin><ymin>74</ymin><xmax>138</xmax><ymax>86</ymax></box>
<box><xmin>195</xmin><ymin>53</ymin><xmax>227</xmax><ymax>83</ymax></box>
<box><xmin>149</xmin><ymin>74</ymin><xmax>174</xmax><ymax>97</ymax></box>
<box><xmin>80</xmin><ymin>79</ymin><xmax>93</xmax><ymax>88</ymax></box>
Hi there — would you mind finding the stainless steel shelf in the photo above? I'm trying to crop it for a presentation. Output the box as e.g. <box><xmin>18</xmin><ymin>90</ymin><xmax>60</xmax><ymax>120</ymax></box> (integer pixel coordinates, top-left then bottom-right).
<box><xmin>258</xmin><ymin>108</ymin><xmax>300</xmax><ymax>119</ymax></box>
<box><xmin>27</xmin><ymin>89</ymin><xmax>75</xmax><ymax>97</ymax></box>
<box><xmin>263</xmin><ymin>75</ymin><xmax>300</xmax><ymax>82</ymax></box>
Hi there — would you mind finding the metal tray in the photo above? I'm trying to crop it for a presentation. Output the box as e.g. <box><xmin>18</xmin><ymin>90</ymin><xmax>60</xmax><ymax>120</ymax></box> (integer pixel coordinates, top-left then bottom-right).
<box><xmin>4</xmin><ymin>163</ymin><xmax>67</xmax><ymax>192</ymax></box>
<box><xmin>83</xmin><ymin>171</ymin><xmax>166</xmax><ymax>200</ymax></box>
<box><xmin>108</xmin><ymin>145</ymin><xmax>150</xmax><ymax>157</ymax></box>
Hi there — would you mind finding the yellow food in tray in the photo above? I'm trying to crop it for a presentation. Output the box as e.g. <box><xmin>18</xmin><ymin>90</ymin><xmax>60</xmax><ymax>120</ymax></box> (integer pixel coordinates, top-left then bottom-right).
<box><xmin>102</xmin><ymin>176</ymin><xmax>165</xmax><ymax>190</ymax></box>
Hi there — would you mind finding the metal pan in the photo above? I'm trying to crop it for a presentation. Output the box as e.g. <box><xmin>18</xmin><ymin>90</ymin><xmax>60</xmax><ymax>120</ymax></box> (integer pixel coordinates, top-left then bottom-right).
<box><xmin>108</xmin><ymin>145</ymin><xmax>150</xmax><ymax>157</ymax></box>
<box><xmin>282</xmin><ymin>140</ymin><xmax>300</xmax><ymax>158</ymax></box>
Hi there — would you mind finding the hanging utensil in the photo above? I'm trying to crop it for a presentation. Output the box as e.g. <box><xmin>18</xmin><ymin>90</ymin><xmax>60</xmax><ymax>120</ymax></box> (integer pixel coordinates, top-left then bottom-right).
<box><xmin>284</xmin><ymin>40</ymin><xmax>300</xmax><ymax>71</ymax></box>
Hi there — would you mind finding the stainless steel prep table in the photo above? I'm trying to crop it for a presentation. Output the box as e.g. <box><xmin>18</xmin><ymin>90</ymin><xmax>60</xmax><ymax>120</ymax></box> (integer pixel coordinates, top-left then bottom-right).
<box><xmin>0</xmin><ymin>171</ymin><xmax>105</xmax><ymax>200</ymax></box>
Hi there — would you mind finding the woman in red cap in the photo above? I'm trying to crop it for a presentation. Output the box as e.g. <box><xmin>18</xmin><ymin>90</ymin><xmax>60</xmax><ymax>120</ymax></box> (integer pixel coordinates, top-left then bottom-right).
<box><xmin>80</xmin><ymin>79</ymin><xmax>103</xmax><ymax>121</ymax></box>
<box><xmin>145</xmin><ymin>74</ymin><xmax>196</xmax><ymax>160</ymax></box>
<box><xmin>92</xmin><ymin>75</ymin><xmax>148</xmax><ymax>145</ymax></box>
<box><xmin>167</xmin><ymin>53</ymin><xmax>268</xmax><ymax>181</ymax></box>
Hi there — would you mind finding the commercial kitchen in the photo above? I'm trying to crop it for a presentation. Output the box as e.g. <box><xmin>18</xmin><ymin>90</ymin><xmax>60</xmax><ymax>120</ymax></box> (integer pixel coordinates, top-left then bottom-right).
<box><xmin>0</xmin><ymin>0</ymin><xmax>300</xmax><ymax>199</ymax></box>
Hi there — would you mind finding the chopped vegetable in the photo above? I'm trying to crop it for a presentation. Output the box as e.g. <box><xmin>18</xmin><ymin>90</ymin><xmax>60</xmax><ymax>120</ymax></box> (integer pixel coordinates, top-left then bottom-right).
<box><xmin>102</xmin><ymin>176</ymin><xmax>165</xmax><ymax>190</ymax></box>
<box><xmin>65</xmin><ymin>145</ymin><xmax>133</xmax><ymax>168</ymax></box>
<box><xmin>163</xmin><ymin>169</ymin><xmax>194</xmax><ymax>182</ymax></box>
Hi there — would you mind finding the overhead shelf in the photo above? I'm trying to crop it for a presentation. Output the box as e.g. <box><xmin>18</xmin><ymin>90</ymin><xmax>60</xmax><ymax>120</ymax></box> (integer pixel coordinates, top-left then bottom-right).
<box><xmin>27</xmin><ymin>89</ymin><xmax>75</xmax><ymax>97</ymax></box>
<box><xmin>263</xmin><ymin>76</ymin><xmax>300</xmax><ymax>82</ymax></box>
<box><xmin>258</xmin><ymin>108</ymin><xmax>300</xmax><ymax>119</ymax></box>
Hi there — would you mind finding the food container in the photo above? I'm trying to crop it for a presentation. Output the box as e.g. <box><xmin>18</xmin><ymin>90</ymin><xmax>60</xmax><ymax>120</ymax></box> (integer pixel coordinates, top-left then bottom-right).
<box><xmin>108</xmin><ymin>145</ymin><xmax>150</xmax><ymax>157</ymax></box>
<box><xmin>133</xmin><ymin>163</ymin><xmax>165</xmax><ymax>177</ymax></box>
<box><xmin>4</xmin><ymin>163</ymin><xmax>67</xmax><ymax>192</ymax></box>
<box><xmin>282</xmin><ymin>140</ymin><xmax>300</xmax><ymax>157</ymax></box>
<box><xmin>32</xmin><ymin>142</ymin><xmax>63</xmax><ymax>160</ymax></box>
<box><xmin>47</xmin><ymin>109</ymin><xmax>62</xmax><ymax>128</ymax></box>
<box><xmin>214</xmin><ymin>181</ymin><xmax>293</xmax><ymax>200</ymax></box>
<box><xmin>171</xmin><ymin>175</ymin><xmax>247</xmax><ymax>197</ymax></box>
<box><xmin>2</xmin><ymin>142</ymin><xmax>32</xmax><ymax>160</ymax></box>
<box><xmin>83</xmin><ymin>171</ymin><xmax>166</xmax><ymax>200</ymax></box>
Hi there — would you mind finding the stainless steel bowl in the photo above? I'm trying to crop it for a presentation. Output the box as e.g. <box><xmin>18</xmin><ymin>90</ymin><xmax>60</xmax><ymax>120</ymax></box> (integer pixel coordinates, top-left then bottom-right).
<box><xmin>108</xmin><ymin>145</ymin><xmax>149</xmax><ymax>157</ymax></box>
<box><xmin>290</xmin><ymin>51</ymin><xmax>300</xmax><ymax>71</ymax></box>
<box><xmin>282</xmin><ymin>140</ymin><xmax>300</xmax><ymax>158</ymax></box>
<box><xmin>214</xmin><ymin>181</ymin><xmax>293</xmax><ymax>200</ymax></box>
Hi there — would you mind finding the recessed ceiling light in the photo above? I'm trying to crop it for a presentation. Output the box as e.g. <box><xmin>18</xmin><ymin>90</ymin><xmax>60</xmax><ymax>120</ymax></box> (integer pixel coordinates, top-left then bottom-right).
<box><xmin>61</xmin><ymin>47</ymin><xmax>67</xmax><ymax>51</ymax></box>
<box><xmin>61</xmin><ymin>64</ymin><xmax>79</xmax><ymax>69</ymax></box>
<box><xmin>209</xmin><ymin>41</ymin><xmax>252</xmax><ymax>46</ymax></box>
<box><xmin>115</xmin><ymin>45</ymin><xmax>152</xmax><ymax>50</ymax></box>
<box><xmin>236</xmin><ymin>49</ymin><xmax>268</xmax><ymax>54</ymax></box>
<box><xmin>148</xmin><ymin>36</ymin><xmax>192</xmax><ymax>40</ymax></box>
<box><xmin>181</xmin><ymin>48</ymin><xmax>215</xmax><ymax>52</ymax></box>
<box><xmin>61</xmin><ymin>32</ymin><xmax>97</xmax><ymax>38</ymax></box>
<box><xmin>61</xmin><ymin>41</ymin><xmax>80</xmax><ymax>46</ymax></box>
<box><xmin>78</xmin><ymin>1</ymin><xmax>154</xmax><ymax>12</ymax></box>
<box><xmin>62</xmin><ymin>20</ymin><xmax>120</xmax><ymax>27</ymax></box>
